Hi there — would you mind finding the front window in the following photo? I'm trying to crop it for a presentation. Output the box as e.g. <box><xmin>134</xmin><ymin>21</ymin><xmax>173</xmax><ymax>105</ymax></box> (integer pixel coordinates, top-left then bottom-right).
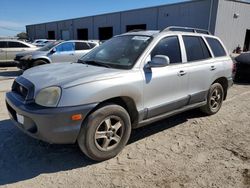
<box><xmin>79</xmin><ymin>35</ymin><xmax>152</xmax><ymax>69</ymax></box>
<box><xmin>55</xmin><ymin>42</ymin><xmax>75</xmax><ymax>52</ymax></box>
<box><xmin>38</xmin><ymin>41</ymin><xmax>62</xmax><ymax>51</ymax></box>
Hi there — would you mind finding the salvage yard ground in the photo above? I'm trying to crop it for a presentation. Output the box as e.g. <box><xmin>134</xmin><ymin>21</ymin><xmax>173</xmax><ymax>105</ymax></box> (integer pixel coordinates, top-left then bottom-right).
<box><xmin>0</xmin><ymin>67</ymin><xmax>250</xmax><ymax>188</ymax></box>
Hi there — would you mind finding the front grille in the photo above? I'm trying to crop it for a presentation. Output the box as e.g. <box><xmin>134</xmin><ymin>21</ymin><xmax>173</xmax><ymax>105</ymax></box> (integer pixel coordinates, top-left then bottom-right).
<box><xmin>12</xmin><ymin>81</ymin><xmax>29</xmax><ymax>99</ymax></box>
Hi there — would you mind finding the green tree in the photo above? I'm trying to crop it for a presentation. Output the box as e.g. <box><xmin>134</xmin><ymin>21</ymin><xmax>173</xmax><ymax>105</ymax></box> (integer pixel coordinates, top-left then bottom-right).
<box><xmin>16</xmin><ymin>32</ymin><xmax>28</xmax><ymax>40</ymax></box>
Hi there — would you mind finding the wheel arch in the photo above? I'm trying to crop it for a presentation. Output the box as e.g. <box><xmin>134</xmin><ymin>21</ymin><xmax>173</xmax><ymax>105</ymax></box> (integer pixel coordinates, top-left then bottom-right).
<box><xmin>84</xmin><ymin>96</ymin><xmax>139</xmax><ymax>128</ymax></box>
<box><xmin>33</xmin><ymin>58</ymin><xmax>51</xmax><ymax>65</ymax></box>
<box><xmin>212</xmin><ymin>77</ymin><xmax>228</xmax><ymax>100</ymax></box>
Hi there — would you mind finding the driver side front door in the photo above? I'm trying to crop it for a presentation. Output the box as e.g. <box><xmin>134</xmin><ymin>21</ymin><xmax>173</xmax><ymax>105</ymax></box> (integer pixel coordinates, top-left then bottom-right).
<box><xmin>143</xmin><ymin>36</ymin><xmax>189</xmax><ymax>119</ymax></box>
<box><xmin>49</xmin><ymin>42</ymin><xmax>75</xmax><ymax>63</ymax></box>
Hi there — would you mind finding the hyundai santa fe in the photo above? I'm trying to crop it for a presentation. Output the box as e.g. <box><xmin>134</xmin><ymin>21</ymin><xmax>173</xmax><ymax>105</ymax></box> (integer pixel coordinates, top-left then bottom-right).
<box><xmin>6</xmin><ymin>27</ymin><xmax>233</xmax><ymax>161</ymax></box>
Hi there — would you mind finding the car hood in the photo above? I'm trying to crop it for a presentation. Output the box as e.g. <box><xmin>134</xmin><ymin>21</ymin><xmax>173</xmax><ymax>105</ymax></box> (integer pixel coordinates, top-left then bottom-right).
<box><xmin>21</xmin><ymin>63</ymin><xmax>123</xmax><ymax>91</ymax></box>
<box><xmin>235</xmin><ymin>52</ymin><xmax>250</xmax><ymax>65</ymax></box>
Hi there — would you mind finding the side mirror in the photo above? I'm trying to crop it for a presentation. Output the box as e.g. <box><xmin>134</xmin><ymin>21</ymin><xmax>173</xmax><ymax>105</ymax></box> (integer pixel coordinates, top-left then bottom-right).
<box><xmin>50</xmin><ymin>48</ymin><xmax>56</xmax><ymax>54</ymax></box>
<box><xmin>145</xmin><ymin>55</ymin><xmax>170</xmax><ymax>68</ymax></box>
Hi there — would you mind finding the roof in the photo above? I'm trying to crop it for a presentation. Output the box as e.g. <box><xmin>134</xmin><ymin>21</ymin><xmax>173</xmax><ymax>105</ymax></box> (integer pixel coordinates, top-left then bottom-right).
<box><xmin>121</xmin><ymin>30</ymin><xmax>160</xmax><ymax>37</ymax></box>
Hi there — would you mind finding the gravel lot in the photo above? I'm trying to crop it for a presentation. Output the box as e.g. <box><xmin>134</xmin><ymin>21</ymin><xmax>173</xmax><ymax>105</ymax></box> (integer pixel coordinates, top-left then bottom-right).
<box><xmin>0</xmin><ymin>67</ymin><xmax>250</xmax><ymax>188</ymax></box>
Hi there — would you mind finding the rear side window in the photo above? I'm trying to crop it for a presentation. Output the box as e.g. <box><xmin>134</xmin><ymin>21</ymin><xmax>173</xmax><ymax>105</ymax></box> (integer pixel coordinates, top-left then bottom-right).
<box><xmin>151</xmin><ymin>36</ymin><xmax>182</xmax><ymax>64</ymax></box>
<box><xmin>75</xmin><ymin>42</ymin><xmax>90</xmax><ymax>50</ymax></box>
<box><xmin>0</xmin><ymin>41</ymin><xmax>8</xmax><ymax>48</ymax></box>
<box><xmin>88</xmin><ymin>42</ymin><xmax>97</xmax><ymax>49</ymax></box>
<box><xmin>8</xmin><ymin>41</ymin><xmax>29</xmax><ymax>48</ymax></box>
<box><xmin>206</xmin><ymin>37</ymin><xmax>226</xmax><ymax>57</ymax></box>
<box><xmin>183</xmin><ymin>36</ymin><xmax>211</xmax><ymax>62</ymax></box>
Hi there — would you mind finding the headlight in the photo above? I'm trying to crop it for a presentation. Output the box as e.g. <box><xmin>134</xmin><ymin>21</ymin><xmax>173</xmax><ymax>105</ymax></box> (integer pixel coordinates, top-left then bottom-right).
<box><xmin>20</xmin><ymin>55</ymin><xmax>32</xmax><ymax>60</ymax></box>
<box><xmin>35</xmin><ymin>86</ymin><xmax>61</xmax><ymax>107</ymax></box>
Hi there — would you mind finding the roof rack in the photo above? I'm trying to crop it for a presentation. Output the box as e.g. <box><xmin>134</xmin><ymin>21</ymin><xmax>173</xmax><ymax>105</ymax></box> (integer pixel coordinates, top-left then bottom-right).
<box><xmin>162</xmin><ymin>26</ymin><xmax>211</xmax><ymax>35</ymax></box>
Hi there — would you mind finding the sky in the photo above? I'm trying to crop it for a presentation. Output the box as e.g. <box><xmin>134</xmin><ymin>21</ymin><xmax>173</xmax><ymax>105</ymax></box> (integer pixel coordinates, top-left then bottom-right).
<box><xmin>0</xmin><ymin>0</ymin><xmax>187</xmax><ymax>36</ymax></box>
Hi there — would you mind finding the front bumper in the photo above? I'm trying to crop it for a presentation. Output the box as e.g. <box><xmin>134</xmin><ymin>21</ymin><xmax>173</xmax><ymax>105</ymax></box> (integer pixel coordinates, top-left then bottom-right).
<box><xmin>6</xmin><ymin>92</ymin><xmax>97</xmax><ymax>144</ymax></box>
<box><xmin>227</xmin><ymin>77</ymin><xmax>234</xmax><ymax>88</ymax></box>
<box><xmin>15</xmin><ymin>59</ymin><xmax>32</xmax><ymax>70</ymax></box>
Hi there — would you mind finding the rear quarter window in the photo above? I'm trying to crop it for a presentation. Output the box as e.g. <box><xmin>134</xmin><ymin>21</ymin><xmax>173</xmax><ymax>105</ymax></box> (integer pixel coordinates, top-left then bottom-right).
<box><xmin>206</xmin><ymin>37</ymin><xmax>226</xmax><ymax>57</ymax></box>
<box><xmin>75</xmin><ymin>42</ymin><xmax>90</xmax><ymax>50</ymax></box>
<box><xmin>8</xmin><ymin>41</ymin><xmax>29</xmax><ymax>48</ymax></box>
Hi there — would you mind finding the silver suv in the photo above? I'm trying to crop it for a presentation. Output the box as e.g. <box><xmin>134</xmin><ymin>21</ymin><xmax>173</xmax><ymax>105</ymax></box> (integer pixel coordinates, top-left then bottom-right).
<box><xmin>15</xmin><ymin>40</ymin><xmax>99</xmax><ymax>70</ymax></box>
<box><xmin>6</xmin><ymin>27</ymin><xmax>233</xmax><ymax>161</ymax></box>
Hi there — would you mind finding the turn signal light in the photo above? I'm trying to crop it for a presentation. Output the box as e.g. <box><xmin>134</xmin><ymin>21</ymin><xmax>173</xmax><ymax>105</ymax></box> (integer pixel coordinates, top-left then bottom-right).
<box><xmin>71</xmin><ymin>114</ymin><xmax>83</xmax><ymax>121</ymax></box>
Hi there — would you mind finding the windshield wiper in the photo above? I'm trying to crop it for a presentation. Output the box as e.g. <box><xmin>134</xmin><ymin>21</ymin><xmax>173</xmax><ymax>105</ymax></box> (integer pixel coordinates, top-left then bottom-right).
<box><xmin>78</xmin><ymin>60</ymin><xmax>111</xmax><ymax>68</ymax></box>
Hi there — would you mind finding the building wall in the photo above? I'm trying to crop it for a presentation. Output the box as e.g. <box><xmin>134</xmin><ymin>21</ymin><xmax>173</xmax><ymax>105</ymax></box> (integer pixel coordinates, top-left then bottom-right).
<box><xmin>26</xmin><ymin>0</ymin><xmax>213</xmax><ymax>41</ymax></box>
<box><xmin>45</xmin><ymin>22</ymin><xmax>58</xmax><ymax>39</ymax></box>
<box><xmin>73</xmin><ymin>17</ymin><xmax>94</xmax><ymax>39</ymax></box>
<box><xmin>120</xmin><ymin>7</ymin><xmax>158</xmax><ymax>32</ymax></box>
<box><xmin>93</xmin><ymin>13</ymin><xmax>121</xmax><ymax>38</ymax></box>
<box><xmin>158</xmin><ymin>0</ymin><xmax>212</xmax><ymax>30</ymax></box>
<box><xmin>214</xmin><ymin>0</ymin><xmax>250</xmax><ymax>52</ymax></box>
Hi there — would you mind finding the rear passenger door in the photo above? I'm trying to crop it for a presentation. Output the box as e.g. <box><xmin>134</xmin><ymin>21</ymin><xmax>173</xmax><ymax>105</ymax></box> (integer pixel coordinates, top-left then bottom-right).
<box><xmin>143</xmin><ymin>36</ymin><xmax>189</xmax><ymax>119</ymax></box>
<box><xmin>6</xmin><ymin>41</ymin><xmax>31</xmax><ymax>61</ymax></box>
<box><xmin>181</xmin><ymin>35</ymin><xmax>214</xmax><ymax>104</ymax></box>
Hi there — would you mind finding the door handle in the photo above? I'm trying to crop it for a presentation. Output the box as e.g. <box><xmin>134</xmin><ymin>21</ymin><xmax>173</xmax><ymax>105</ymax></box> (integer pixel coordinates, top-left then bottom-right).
<box><xmin>210</xmin><ymin>66</ymin><xmax>216</xmax><ymax>71</ymax></box>
<box><xmin>178</xmin><ymin>70</ymin><xmax>187</xmax><ymax>76</ymax></box>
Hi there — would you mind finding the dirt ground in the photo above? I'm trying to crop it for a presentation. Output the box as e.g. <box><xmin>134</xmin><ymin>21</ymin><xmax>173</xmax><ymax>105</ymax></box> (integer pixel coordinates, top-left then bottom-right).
<box><xmin>0</xmin><ymin>67</ymin><xmax>250</xmax><ymax>188</ymax></box>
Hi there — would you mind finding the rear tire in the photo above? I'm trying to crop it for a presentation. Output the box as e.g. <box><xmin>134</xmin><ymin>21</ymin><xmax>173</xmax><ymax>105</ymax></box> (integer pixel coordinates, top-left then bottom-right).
<box><xmin>77</xmin><ymin>104</ymin><xmax>131</xmax><ymax>161</ymax></box>
<box><xmin>200</xmin><ymin>83</ymin><xmax>224</xmax><ymax>115</ymax></box>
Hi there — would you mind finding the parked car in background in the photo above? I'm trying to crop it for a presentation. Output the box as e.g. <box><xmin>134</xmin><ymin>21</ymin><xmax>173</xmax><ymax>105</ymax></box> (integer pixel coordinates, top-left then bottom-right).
<box><xmin>15</xmin><ymin>40</ymin><xmax>99</xmax><ymax>70</ymax></box>
<box><xmin>234</xmin><ymin>52</ymin><xmax>250</xmax><ymax>81</ymax></box>
<box><xmin>0</xmin><ymin>39</ymin><xmax>38</xmax><ymax>63</ymax></box>
<box><xmin>6</xmin><ymin>27</ymin><xmax>233</xmax><ymax>161</ymax></box>
<box><xmin>32</xmin><ymin>39</ymin><xmax>56</xmax><ymax>47</ymax></box>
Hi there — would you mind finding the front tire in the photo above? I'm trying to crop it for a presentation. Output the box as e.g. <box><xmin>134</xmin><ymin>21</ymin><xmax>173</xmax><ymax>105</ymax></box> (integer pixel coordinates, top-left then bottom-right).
<box><xmin>32</xmin><ymin>60</ymin><xmax>47</xmax><ymax>67</ymax></box>
<box><xmin>200</xmin><ymin>83</ymin><xmax>224</xmax><ymax>115</ymax></box>
<box><xmin>77</xmin><ymin>104</ymin><xmax>131</xmax><ymax>161</ymax></box>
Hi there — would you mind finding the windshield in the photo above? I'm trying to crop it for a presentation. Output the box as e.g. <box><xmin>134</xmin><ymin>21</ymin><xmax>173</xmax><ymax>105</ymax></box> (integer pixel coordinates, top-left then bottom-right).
<box><xmin>80</xmin><ymin>35</ymin><xmax>152</xmax><ymax>69</ymax></box>
<box><xmin>38</xmin><ymin>41</ymin><xmax>62</xmax><ymax>51</ymax></box>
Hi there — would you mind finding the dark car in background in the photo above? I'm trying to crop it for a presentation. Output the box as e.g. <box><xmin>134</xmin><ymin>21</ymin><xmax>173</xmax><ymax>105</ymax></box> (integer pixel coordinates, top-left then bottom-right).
<box><xmin>234</xmin><ymin>52</ymin><xmax>250</xmax><ymax>81</ymax></box>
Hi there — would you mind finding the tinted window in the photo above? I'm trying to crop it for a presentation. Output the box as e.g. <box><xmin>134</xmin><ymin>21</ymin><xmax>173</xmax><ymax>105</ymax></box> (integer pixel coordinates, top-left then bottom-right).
<box><xmin>0</xmin><ymin>41</ymin><xmax>8</xmax><ymax>48</ymax></box>
<box><xmin>183</xmin><ymin>36</ymin><xmax>211</xmax><ymax>62</ymax></box>
<box><xmin>56</xmin><ymin>42</ymin><xmax>74</xmax><ymax>52</ymax></box>
<box><xmin>206</xmin><ymin>37</ymin><xmax>226</xmax><ymax>57</ymax></box>
<box><xmin>75</xmin><ymin>42</ymin><xmax>90</xmax><ymax>50</ymax></box>
<box><xmin>88</xmin><ymin>42</ymin><xmax>97</xmax><ymax>49</ymax></box>
<box><xmin>151</xmin><ymin>36</ymin><xmax>181</xmax><ymax>64</ymax></box>
<box><xmin>8</xmin><ymin>41</ymin><xmax>29</xmax><ymax>48</ymax></box>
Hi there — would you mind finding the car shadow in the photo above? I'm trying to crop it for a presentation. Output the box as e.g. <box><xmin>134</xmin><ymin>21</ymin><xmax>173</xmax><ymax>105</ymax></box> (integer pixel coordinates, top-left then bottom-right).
<box><xmin>0</xmin><ymin>119</ymin><xmax>94</xmax><ymax>185</ymax></box>
<box><xmin>234</xmin><ymin>78</ymin><xmax>250</xmax><ymax>85</ymax></box>
<box><xmin>0</xmin><ymin>109</ymin><xmax>204</xmax><ymax>185</ymax></box>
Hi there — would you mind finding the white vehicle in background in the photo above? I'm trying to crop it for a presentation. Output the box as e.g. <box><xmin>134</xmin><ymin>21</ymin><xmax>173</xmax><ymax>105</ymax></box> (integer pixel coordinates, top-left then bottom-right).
<box><xmin>0</xmin><ymin>39</ymin><xmax>38</xmax><ymax>63</ymax></box>
<box><xmin>32</xmin><ymin>39</ymin><xmax>56</xmax><ymax>47</ymax></box>
<box><xmin>15</xmin><ymin>40</ymin><xmax>99</xmax><ymax>70</ymax></box>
